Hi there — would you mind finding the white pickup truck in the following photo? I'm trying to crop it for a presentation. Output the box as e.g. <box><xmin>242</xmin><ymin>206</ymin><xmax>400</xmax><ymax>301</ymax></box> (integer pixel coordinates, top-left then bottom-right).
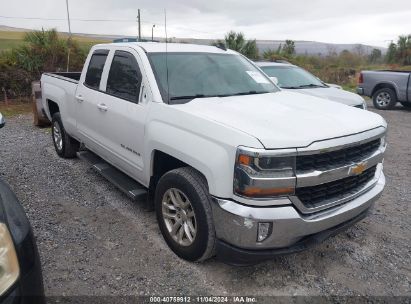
<box><xmin>41</xmin><ymin>42</ymin><xmax>387</xmax><ymax>265</ymax></box>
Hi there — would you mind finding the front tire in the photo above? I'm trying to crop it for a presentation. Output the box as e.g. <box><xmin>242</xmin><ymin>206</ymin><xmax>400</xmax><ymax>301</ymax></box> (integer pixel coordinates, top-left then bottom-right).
<box><xmin>51</xmin><ymin>113</ymin><xmax>79</xmax><ymax>158</ymax></box>
<box><xmin>372</xmin><ymin>88</ymin><xmax>397</xmax><ymax>110</ymax></box>
<box><xmin>155</xmin><ymin>167</ymin><xmax>216</xmax><ymax>262</ymax></box>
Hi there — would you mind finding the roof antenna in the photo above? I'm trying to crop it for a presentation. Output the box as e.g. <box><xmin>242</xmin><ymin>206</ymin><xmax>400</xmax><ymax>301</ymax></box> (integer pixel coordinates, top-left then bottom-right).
<box><xmin>165</xmin><ymin>9</ymin><xmax>170</xmax><ymax>104</ymax></box>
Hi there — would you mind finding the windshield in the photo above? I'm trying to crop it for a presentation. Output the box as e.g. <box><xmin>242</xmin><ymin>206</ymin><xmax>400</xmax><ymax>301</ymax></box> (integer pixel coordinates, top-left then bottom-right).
<box><xmin>260</xmin><ymin>66</ymin><xmax>327</xmax><ymax>89</ymax></box>
<box><xmin>148</xmin><ymin>53</ymin><xmax>279</xmax><ymax>103</ymax></box>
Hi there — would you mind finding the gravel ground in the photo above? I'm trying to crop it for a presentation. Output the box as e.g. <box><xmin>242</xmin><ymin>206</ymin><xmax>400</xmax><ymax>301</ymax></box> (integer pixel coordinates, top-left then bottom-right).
<box><xmin>0</xmin><ymin>100</ymin><xmax>410</xmax><ymax>299</ymax></box>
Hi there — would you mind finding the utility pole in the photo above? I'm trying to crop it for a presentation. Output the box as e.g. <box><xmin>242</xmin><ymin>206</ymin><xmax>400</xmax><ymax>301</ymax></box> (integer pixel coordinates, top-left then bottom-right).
<box><xmin>137</xmin><ymin>9</ymin><xmax>141</xmax><ymax>41</ymax></box>
<box><xmin>151</xmin><ymin>24</ymin><xmax>155</xmax><ymax>41</ymax></box>
<box><xmin>65</xmin><ymin>0</ymin><xmax>72</xmax><ymax>72</ymax></box>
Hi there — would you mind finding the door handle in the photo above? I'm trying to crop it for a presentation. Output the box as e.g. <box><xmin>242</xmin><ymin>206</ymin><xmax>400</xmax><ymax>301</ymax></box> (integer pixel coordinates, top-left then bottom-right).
<box><xmin>75</xmin><ymin>95</ymin><xmax>84</xmax><ymax>103</ymax></box>
<box><xmin>97</xmin><ymin>103</ymin><xmax>108</xmax><ymax>112</ymax></box>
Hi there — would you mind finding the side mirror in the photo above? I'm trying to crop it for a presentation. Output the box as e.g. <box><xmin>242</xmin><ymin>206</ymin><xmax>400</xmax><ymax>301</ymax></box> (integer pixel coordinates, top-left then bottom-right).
<box><xmin>270</xmin><ymin>76</ymin><xmax>279</xmax><ymax>85</ymax></box>
<box><xmin>0</xmin><ymin>113</ymin><xmax>5</xmax><ymax>129</ymax></box>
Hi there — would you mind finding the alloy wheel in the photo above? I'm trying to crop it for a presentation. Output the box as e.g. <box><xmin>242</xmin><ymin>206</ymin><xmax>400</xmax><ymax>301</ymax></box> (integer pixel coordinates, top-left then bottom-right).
<box><xmin>161</xmin><ymin>188</ymin><xmax>197</xmax><ymax>246</ymax></box>
<box><xmin>376</xmin><ymin>92</ymin><xmax>391</xmax><ymax>107</ymax></box>
<box><xmin>53</xmin><ymin>121</ymin><xmax>63</xmax><ymax>151</ymax></box>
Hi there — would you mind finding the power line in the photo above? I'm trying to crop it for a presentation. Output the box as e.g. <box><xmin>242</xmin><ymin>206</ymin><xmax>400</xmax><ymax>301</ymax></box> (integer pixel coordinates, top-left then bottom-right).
<box><xmin>0</xmin><ymin>15</ymin><xmax>138</xmax><ymax>22</ymax></box>
<box><xmin>0</xmin><ymin>15</ymin><xmax>216</xmax><ymax>35</ymax></box>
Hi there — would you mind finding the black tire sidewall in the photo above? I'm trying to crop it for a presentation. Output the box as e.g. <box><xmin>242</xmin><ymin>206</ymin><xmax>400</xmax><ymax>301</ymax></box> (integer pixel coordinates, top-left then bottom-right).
<box><xmin>373</xmin><ymin>88</ymin><xmax>397</xmax><ymax>110</ymax></box>
<box><xmin>51</xmin><ymin>113</ymin><xmax>65</xmax><ymax>156</ymax></box>
<box><xmin>155</xmin><ymin>170</ymin><xmax>211</xmax><ymax>261</ymax></box>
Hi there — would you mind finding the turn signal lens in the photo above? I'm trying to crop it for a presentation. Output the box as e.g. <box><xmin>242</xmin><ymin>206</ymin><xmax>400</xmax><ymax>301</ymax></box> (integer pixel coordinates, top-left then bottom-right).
<box><xmin>238</xmin><ymin>187</ymin><xmax>294</xmax><ymax>198</ymax></box>
<box><xmin>238</xmin><ymin>154</ymin><xmax>251</xmax><ymax>165</ymax></box>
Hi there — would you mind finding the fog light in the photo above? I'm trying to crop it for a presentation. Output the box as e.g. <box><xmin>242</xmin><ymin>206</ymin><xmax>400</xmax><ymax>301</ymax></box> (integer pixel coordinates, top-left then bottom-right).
<box><xmin>257</xmin><ymin>222</ymin><xmax>272</xmax><ymax>242</ymax></box>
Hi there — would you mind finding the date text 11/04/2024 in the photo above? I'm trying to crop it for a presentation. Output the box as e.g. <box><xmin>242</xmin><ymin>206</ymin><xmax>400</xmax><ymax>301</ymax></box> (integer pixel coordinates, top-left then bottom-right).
<box><xmin>149</xmin><ymin>296</ymin><xmax>257</xmax><ymax>303</ymax></box>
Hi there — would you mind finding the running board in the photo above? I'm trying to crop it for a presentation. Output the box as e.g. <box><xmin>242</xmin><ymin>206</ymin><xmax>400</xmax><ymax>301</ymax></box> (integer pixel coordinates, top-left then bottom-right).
<box><xmin>77</xmin><ymin>150</ymin><xmax>148</xmax><ymax>202</ymax></box>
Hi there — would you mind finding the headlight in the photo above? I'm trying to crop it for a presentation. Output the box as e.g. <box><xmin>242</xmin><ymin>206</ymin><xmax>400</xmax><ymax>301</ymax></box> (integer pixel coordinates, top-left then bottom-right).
<box><xmin>234</xmin><ymin>147</ymin><xmax>296</xmax><ymax>198</ymax></box>
<box><xmin>0</xmin><ymin>223</ymin><xmax>19</xmax><ymax>295</ymax></box>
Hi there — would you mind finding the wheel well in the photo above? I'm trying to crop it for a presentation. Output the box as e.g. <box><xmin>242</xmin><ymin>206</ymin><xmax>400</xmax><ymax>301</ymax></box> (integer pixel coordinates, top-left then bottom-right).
<box><xmin>47</xmin><ymin>99</ymin><xmax>60</xmax><ymax>117</ymax></box>
<box><xmin>148</xmin><ymin>150</ymin><xmax>210</xmax><ymax>201</ymax></box>
<box><xmin>151</xmin><ymin>151</ymin><xmax>188</xmax><ymax>184</ymax></box>
<box><xmin>372</xmin><ymin>83</ymin><xmax>397</xmax><ymax>98</ymax></box>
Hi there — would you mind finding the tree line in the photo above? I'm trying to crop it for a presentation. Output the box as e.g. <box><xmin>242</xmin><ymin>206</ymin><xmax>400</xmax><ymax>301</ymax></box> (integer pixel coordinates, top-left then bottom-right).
<box><xmin>215</xmin><ymin>31</ymin><xmax>410</xmax><ymax>87</ymax></box>
<box><xmin>1</xmin><ymin>29</ymin><xmax>410</xmax><ymax>101</ymax></box>
<box><xmin>215</xmin><ymin>31</ymin><xmax>411</xmax><ymax>66</ymax></box>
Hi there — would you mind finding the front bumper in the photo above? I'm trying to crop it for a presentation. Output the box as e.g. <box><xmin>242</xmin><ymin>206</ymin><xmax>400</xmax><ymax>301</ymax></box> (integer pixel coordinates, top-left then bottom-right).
<box><xmin>211</xmin><ymin>172</ymin><xmax>385</xmax><ymax>265</ymax></box>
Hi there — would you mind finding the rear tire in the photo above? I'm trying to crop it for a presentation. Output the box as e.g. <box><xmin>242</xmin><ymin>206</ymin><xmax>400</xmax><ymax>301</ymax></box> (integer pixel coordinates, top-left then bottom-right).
<box><xmin>155</xmin><ymin>167</ymin><xmax>216</xmax><ymax>262</ymax></box>
<box><xmin>400</xmin><ymin>101</ymin><xmax>411</xmax><ymax>109</ymax></box>
<box><xmin>372</xmin><ymin>88</ymin><xmax>397</xmax><ymax>110</ymax></box>
<box><xmin>51</xmin><ymin>113</ymin><xmax>79</xmax><ymax>158</ymax></box>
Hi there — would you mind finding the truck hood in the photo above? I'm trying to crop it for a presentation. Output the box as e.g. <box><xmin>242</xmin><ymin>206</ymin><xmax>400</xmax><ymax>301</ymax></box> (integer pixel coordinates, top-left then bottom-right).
<box><xmin>284</xmin><ymin>87</ymin><xmax>364</xmax><ymax>106</ymax></box>
<box><xmin>176</xmin><ymin>91</ymin><xmax>386</xmax><ymax>149</ymax></box>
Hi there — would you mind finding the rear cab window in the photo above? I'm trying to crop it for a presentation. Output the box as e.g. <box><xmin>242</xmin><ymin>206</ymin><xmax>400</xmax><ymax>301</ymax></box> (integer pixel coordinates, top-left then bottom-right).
<box><xmin>84</xmin><ymin>49</ymin><xmax>109</xmax><ymax>89</ymax></box>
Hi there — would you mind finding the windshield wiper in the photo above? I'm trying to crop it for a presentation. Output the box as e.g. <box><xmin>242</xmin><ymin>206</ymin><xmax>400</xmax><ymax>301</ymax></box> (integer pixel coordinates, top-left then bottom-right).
<box><xmin>217</xmin><ymin>91</ymin><xmax>268</xmax><ymax>97</ymax></box>
<box><xmin>296</xmin><ymin>84</ymin><xmax>326</xmax><ymax>88</ymax></box>
<box><xmin>170</xmin><ymin>91</ymin><xmax>269</xmax><ymax>100</ymax></box>
<box><xmin>169</xmin><ymin>94</ymin><xmax>207</xmax><ymax>100</ymax></box>
<box><xmin>281</xmin><ymin>86</ymin><xmax>300</xmax><ymax>89</ymax></box>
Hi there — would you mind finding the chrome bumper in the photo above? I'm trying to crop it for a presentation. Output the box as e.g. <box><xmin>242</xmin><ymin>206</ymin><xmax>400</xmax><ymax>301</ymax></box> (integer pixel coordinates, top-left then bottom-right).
<box><xmin>211</xmin><ymin>172</ymin><xmax>385</xmax><ymax>250</ymax></box>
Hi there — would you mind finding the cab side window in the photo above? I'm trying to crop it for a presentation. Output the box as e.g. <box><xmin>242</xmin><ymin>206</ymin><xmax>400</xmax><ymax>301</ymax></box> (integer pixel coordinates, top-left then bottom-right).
<box><xmin>84</xmin><ymin>50</ymin><xmax>109</xmax><ymax>90</ymax></box>
<box><xmin>106</xmin><ymin>51</ymin><xmax>142</xmax><ymax>103</ymax></box>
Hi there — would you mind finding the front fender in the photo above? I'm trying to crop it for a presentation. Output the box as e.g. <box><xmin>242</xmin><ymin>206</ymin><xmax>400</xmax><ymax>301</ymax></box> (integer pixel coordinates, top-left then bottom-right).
<box><xmin>144</xmin><ymin>118</ymin><xmax>262</xmax><ymax>198</ymax></box>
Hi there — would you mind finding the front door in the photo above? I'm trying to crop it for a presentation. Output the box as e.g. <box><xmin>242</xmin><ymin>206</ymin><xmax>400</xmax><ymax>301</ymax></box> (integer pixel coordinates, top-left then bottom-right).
<box><xmin>93</xmin><ymin>48</ymin><xmax>151</xmax><ymax>182</ymax></box>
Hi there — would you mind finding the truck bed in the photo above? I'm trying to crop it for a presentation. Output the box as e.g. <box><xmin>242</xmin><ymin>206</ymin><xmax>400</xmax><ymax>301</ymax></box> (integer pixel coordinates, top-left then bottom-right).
<box><xmin>43</xmin><ymin>72</ymin><xmax>81</xmax><ymax>83</ymax></box>
<box><xmin>370</xmin><ymin>70</ymin><xmax>411</xmax><ymax>74</ymax></box>
<box><xmin>358</xmin><ymin>70</ymin><xmax>411</xmax><ymax>102</ymax></box>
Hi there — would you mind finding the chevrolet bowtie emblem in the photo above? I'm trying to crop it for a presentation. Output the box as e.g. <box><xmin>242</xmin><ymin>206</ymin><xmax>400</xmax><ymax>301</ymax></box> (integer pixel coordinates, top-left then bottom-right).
<box><xmin>350</xmin><ymin>162</ymin><xmax>367</xmax><ymax>175</ymax></box>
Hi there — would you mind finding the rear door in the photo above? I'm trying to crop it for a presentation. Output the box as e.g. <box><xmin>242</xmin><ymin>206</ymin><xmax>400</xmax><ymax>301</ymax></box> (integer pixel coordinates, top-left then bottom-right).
<box><xmin>92</xmin><ymin>47</ymin><xmax>152</xmax><ymax>182</ymax></box>
<box><xmin>75</xmin><ymin>49</ymin><xmax>110</xmax><ymax>152</ymax></box>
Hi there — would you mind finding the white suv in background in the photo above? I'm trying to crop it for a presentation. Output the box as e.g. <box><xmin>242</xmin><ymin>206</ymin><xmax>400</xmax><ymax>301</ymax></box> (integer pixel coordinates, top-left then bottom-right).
<box><xmin>256</xmin><ymin>61</ymin><xmax>367</xmax><ymax>109</ymax></box>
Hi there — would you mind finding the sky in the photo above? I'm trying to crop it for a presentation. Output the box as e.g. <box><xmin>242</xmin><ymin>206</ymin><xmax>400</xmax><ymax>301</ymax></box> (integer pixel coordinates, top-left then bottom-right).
<box><xmin>0</xmin><ymin>0</ymin><xmax>410</xmax><ymax>47</ymax></box>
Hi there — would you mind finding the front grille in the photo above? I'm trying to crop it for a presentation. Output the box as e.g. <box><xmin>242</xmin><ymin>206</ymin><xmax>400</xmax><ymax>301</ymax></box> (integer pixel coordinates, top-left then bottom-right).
<box><xmin>295</xmin><ymin>166</ymin><xmax>377</xmax><ymax>209</ymax></box>
<box><xmin>296</xmin><ymin>139</ymin><xmax>380</xmax><ymax>172</ymax></box>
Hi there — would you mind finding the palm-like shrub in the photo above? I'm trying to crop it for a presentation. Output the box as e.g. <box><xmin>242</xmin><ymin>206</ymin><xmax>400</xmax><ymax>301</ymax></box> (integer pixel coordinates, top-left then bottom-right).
<box><xmin>1</xmin><ymin>29</ymin><xmax>87</xmax><ymax>100</ymax></box>
<box><xmin>11</xmin><ymin>29</ymin><xmax>85</xmax><ymax>77</ymax></box>
<box><xmin>214</xmin><ymin>31</ymin><xmax>259</xmax><ymax>60</ymax></box>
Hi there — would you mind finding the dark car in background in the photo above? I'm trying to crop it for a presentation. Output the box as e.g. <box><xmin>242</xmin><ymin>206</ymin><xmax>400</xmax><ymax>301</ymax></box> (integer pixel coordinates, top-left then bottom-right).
<box><xmin>0</xmin><ymin>113</ymin><xmax>44</xmax><ymax>303</ymax></box>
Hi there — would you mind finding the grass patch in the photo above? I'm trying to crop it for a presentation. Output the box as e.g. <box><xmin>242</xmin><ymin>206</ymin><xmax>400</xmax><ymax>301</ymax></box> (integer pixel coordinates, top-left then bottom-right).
<box><xmin>342</xmin><ymin>84</ymin><xmax>357</xmax><ymax>93</ymax></box>
<box><xmin>0</xmin><ymin>30</ymin><xmax>110</xmax><ymax>52</ymax></box>
<box><xmin>0</xmin><ymin>102</ymin><xmax>32</xmax><ymax>117</ymax></box>
<box><xmin>0</xmin><ymin>39</ymin><xmax>27</xmax><ymax>51</ymax></box>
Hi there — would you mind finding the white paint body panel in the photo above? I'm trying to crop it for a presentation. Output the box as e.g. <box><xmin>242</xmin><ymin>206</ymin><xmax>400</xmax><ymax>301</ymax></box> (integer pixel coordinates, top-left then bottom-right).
<box><xmin>41</xmin><ymin>42</ymin><xmax>387</xmax><ymax>200</ymax></box>
<box><xmin>289</xmin><ymin>87</ymin><xmax>364</xmax><ymax>107</ymax></box>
